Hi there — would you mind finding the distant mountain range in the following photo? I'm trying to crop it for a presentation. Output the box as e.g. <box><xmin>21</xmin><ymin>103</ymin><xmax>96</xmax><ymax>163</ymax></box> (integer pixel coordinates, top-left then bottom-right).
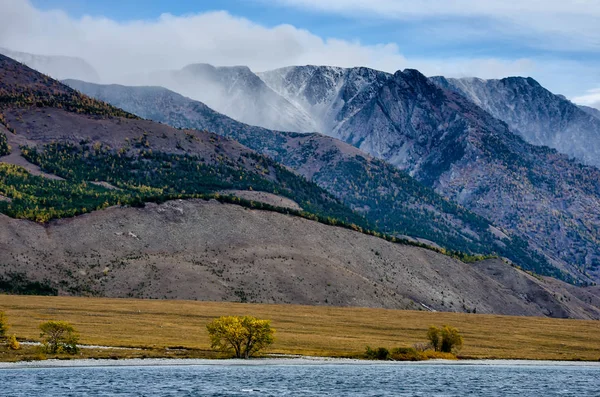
<box><xmin>431</xmin><ymin>76</ymin><xmax>600</xmax><ymax>168</ymax></box>
<box><xmin>141</xmin><ymin>64</ymin><xmax>316</xmax><ymax>132</ymax></box>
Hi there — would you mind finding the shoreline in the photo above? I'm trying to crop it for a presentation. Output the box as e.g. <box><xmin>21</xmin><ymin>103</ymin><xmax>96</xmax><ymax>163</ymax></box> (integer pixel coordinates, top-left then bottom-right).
<box><xmin>2</xmin><ymin>356</ymin><xmax>600</xmax><ymax>370</ymax></box>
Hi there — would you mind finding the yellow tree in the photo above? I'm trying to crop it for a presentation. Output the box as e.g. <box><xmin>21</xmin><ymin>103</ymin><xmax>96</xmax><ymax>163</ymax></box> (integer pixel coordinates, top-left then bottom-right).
<box><xmin>39</xmin><ymin>321</ymin><xmax>79</xmax><ymax>354</ymax></box>
<box><xmin>427</xmin><ymin>325</ymin><xmax>463</xmax><ymax>353</ymax></box>
<box><xmin>0</xmin><ymin>311</ymin><xmax>9</xmax><ymax>341</ymax></box>
<box><xmin>440</xmin><ymin>325</ymin><xmax>463</xmax><ymax>353</ymax></box>
<box><xmin>206</xmin><ymin>316</ymin><xmax>275</xmax><ymax>359</ymax></box>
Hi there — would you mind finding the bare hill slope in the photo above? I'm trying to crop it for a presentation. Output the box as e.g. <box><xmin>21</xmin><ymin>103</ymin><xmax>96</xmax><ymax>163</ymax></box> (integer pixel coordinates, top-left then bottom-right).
<box><xmin>1</xmin><ymin>199</ymin><xmax>598</xmax><ymax>319</ymax></box>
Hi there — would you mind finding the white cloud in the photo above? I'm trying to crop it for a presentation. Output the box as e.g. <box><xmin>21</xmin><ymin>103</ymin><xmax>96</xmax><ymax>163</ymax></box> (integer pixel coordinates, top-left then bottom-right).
<box><xmin>0</xmin><ymin>0</ymin><xmax>596</xmax><ymax>98</ymax></box>
<box><xmin>572</xmin><ymin>88</ymin><xmax>600</xmax><ymax>109</ymax></box>
<box><xmin>0</xmin><ymin>0</ymin><xmax>413</xmax><ymax>82</ymax></box>
<box><xmin>271</xmin><ymin>0</ymin><xmax>600</xmax><ymax>51</ymax></box>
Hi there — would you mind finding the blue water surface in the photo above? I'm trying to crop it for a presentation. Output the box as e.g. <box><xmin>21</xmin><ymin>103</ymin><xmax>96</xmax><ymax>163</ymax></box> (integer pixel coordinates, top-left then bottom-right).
<box><xmin>1</xmin><ymin>362</ymin><xmax>599</xmax><ymax>396</ymax></box>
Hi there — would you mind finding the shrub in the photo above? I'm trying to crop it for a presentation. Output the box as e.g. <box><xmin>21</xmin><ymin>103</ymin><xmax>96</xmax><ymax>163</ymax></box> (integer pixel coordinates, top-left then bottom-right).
<box><xmin>413</xmin><ymin>342</ymin><xmax>431</xmax><ymax>352</ymax></box>
<box><xmin>365</xmin><ymin>346</ymin><xmax>390</xmax><ymax>360</ymax></box>
<box><xmin>7</xmin><ymin>334</ymin><xmax>20</xmax><ymax>350</ymax></box>
<box><xmin>390</xmin><ymin>347</ymin><xmax>422</xmax><ymax>361</ymax></box>
<box><xmin>39</xmin><ymin>321</ymin><xmax>79</xmax><ymax>354</ymax></box>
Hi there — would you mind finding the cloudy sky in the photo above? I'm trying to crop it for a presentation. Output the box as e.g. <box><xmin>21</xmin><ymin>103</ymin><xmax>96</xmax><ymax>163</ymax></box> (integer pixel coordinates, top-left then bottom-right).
<box><xmin>1</xmin><ymin>0</ymin><xmax>599</xmax><ymax>107</ymax></box>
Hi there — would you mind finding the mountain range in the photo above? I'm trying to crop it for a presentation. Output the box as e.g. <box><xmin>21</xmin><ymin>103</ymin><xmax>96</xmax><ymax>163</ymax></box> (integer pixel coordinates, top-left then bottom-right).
<box><xmin>4</xmin><ymin>54</ymin><xmax>600</xmax><ymax>319</ymax></box>
<box><xmin>139</xmin><ymin>64</ymin><xmax>316</xmax><ymax>132</ymax></box>
<box><xmin>66</xmin><ymin>67</ymin><xmax>600</xmax><ymax>284</ymax></box>
<box><xmin>1</xmin><ymin>50</ymin><xmax>600</xmax><ymax>319</ymax></box>
<box><xmin>64</xmin><ymin>79</ymin><xmax>555</xmax><ymax>280</ymax></box>
<box><xmin>149</xmin><ymin>62</ymin><xmax>600</xmax><ymax>171</ymax></box>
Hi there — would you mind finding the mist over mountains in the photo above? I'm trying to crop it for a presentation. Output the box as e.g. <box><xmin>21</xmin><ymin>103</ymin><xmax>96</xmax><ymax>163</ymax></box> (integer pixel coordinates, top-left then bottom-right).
<box><xmin>0</xmin><ymin>47</ymin><xmax>100</xmax><ymax>83</ymax></box>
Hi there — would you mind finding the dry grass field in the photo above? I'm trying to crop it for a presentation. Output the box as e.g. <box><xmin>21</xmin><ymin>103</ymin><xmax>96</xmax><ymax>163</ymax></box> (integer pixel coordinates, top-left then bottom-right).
<box><xmin>1</xmin><ymin>295</ymin><xmax>599</xmax><ymax>361</ymax></box>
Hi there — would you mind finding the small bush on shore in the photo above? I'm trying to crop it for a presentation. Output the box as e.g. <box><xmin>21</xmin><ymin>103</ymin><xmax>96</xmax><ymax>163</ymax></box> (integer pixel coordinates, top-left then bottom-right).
<box><xmin>390</xmin><ymin>347</ymin><xmax>423</xmax><ymax>361</ymax></box>
<box><xmin>7</xmin><ymin>334</ymin><xmax>20</xmax><ymax>350</ymax></box>
<box><xmin>365</xmin><ymin>346</ymin><xmax>390</xmax><ymax>360</ymax></box>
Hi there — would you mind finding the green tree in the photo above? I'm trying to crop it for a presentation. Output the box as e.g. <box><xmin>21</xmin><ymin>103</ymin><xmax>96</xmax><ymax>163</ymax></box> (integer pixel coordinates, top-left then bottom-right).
<box><xmin>0</xmin><ymin>132</ymin><xmax>10</xmax><ymax>156</ymax></box>
<box><xmin>365</xmin><ymin>346</ymin><xmax>390</xmax><ymax>360</ymax></box>
<box><xmin>39</xmin><ymin>321</ymin><xmax>79</xmax><ymax>354</ymax></box>
<box><xmin>427</xmin><ymin>325</ymin><xmax>463</xmax><ymax>353</ymax></box>
<box><xmin>206</xmin><ymin>316</ymin><xmax>275</xmax><ymax>359</ymax></box>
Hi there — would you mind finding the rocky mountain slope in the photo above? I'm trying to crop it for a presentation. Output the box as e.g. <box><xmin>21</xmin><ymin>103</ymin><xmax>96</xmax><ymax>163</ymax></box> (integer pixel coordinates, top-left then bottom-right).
<box><xmin>65</xmin><ymin>68</ymin><xmax>600</xmax><ymax>284</ymax></box>
<box><xmin>431</xmin><ymin>76</ymin><xmax>600</xmax><ymax>168</ymax></box>
<box><xmin>358</xmin><ymin>70</ymin><xmax>600</xmax><ymax>283</ymax></box>
<box><xmin>64</xmin><ymin>79</ymin><xmax>559</xmax><ymax>280</ymax></box>
<box><xmin>0</xmin><ymin>47</ymin><xmax>99</xmax><ymax>83</ymax></box>
<box><xmin>2</xmin><ymin>199</ymin><xmax>599</xmax><ymax>319</ymax></box>
<box><xmin>144</xmin><ymin>64</ymin><xmax>315</xmax><ymax>132</ymax></box>
<box><xmin>258</xmin><ymin>65</ymin><xmax>390</xmax><ymax>138</ymax></box>
<box><xmin>264</xmin><ymin>67</ymin><xmax>600</xmax><ymax>283</ymax></box>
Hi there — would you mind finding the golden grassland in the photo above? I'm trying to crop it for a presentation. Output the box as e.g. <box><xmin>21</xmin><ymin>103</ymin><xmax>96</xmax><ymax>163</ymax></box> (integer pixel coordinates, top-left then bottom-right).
<box><xmin>1</xmin><ymin>294</ymin><xmax>600</xmax><ymax>362</ymax></box>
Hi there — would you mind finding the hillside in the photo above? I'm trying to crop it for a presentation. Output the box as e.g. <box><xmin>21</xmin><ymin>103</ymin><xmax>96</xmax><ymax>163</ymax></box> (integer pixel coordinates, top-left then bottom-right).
<box><xmin>431</xmin><ymin>76</ymin><xmax>600</xmax><ymax>168</ymax></box>
<box><xmin>2</xmin><ymin>199</ymin><xmax>599</xmax><ymax>319</ymax></box>
<box><xmin>0</xmin><ymin>54</ymin><xmax>362</xmax><ymax>227</ymax></box>
<box><xmin>64</xmin><ymin>79</ymin><xmax>558</xmax><ymax>279</ymax></box>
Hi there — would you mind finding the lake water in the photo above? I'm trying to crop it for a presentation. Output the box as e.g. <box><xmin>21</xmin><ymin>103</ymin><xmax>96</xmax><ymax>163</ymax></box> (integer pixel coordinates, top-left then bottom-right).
<box><xmin>1</xmin><ymin>359</ymin><xmax>599</xmax><ymax>396</ymax></box>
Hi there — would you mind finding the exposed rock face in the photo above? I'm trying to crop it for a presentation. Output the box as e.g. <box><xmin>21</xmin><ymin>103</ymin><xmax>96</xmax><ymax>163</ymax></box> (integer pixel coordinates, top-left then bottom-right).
<box><xmin>431</xmin><ymin>76</ymin><xmax>600</xmax><ymax>168</ymax></box>
<box><xmin>1</xmin><ymin>200</ymin><xmax>598</xmax><ymax>319</ymax></box>
<box><xmin>264</xmin><ymin>68</ymin><xmax>600</xmax><ymax>283</ymax></box>
<box><xmin>259</xmin><ymin>65</ymin><xmax>390</xmax><ymax>137</ymax></box>
<box><xmin>0</xmin><ymin>47</ymin><xmax>100</xmax><ymax>82</ymax></box>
